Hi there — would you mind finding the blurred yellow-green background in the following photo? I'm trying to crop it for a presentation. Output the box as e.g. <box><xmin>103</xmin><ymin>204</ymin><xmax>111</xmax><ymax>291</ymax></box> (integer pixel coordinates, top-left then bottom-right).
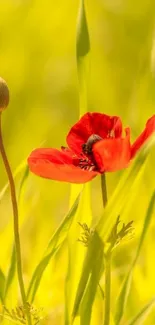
<box><xmin>1</xmin><ymin>0</ymin><xmax>155</xmax><ymax>324</ymax></box>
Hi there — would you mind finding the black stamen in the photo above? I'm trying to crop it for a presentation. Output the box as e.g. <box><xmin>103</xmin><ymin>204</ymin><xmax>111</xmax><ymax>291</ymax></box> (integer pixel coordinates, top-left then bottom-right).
<box><xmin>77</xmin><ymin>157</ymin><xmax>96</xmax><ymax>171</ymax></box>
<box><xmin>82</xmin><ymin>134</ymin><xmax>103</xmax><ymax>155</ymax></box>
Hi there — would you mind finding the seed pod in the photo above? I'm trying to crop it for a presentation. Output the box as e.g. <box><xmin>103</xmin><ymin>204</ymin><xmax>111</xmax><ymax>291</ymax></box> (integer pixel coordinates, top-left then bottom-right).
<box><xmin>0</xmin><ymin>77</ymin><xmax>9</xmax><ymax>112</ymax></box>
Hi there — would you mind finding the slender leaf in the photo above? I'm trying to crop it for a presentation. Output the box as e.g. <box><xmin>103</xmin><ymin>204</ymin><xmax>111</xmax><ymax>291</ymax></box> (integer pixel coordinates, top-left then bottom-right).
<box><xmin>18</xmin><ymin>165</ymin><xmax>29</xmax><ymax>202</ymax></box>
<box><xmin>0</xmin><ymin>159</ymin><xmax>26</xmax><ymax>201</ymax></box>
<box><xmin>80</xmin><ymin>238</ymin><xmax>104</xmax><ymax>325</ymax></box>
<box><xmin>76</xmin><ymin>0</ymin><xmax>90</xmax><ymax>59</ymax></box>
<box><xmin>115</xmin><ymin>190</ymin><xmax>155</xmax><ymax>325</ymax></box>
<box><xmin>3</xmin><ymin>247</ymin><xmax>16</xmax><ymax>301</ymax></box>
<box><xmin>27</xmin><ymin>193</ymin><xmax>81</xmax><ymax>303</ymax></box>
<box><xmin>133</xmin><ymin>190</ymin><xmax>155</xmax><ymax>265</ymax></box>
<box><xmin>0</xmin><ymin>140</ymin><xmax>45</xmax><ymax>201</ymax></box>
<box><xmin>127</xmin><ymin>298</ymin><xmax>155</xmax><ymax>325</ymax></box>
<box><xmin>0</xmin><ymin>268</ymin><xmax>5</xmax><ymax>303</ymax></box>
<box><xmin>65</xmin><ymin>184</ymin><xmax>92</xmax><ymax>324</ymax></box>
<box><xmin>98</xmin><ymin>283</ymin><xmax>104</xmax><ymax>300</ymax></box>
<box><xmin>76</xmin><ymin>0</ymin><xmax>90</xmax><ymax>115</ymax></box>
<box><xmin>71</xmin><ymin>231</ymin><xmax>103</xmax><ymax>323</ymax></box>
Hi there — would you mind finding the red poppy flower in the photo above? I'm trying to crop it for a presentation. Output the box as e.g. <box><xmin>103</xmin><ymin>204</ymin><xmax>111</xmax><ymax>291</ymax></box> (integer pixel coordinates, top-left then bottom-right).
<box><xmin>28</xmin><ymin>112</ymin><xmax>155</xmax><ymax>184</ymax></box>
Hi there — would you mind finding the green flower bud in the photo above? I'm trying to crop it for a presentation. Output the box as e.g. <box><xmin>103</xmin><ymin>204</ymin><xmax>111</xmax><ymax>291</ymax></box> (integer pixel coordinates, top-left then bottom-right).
<box><xmin>0</xmin><ymin>77</ymin><xmax>9</xmax><ymax>112</ymax></box>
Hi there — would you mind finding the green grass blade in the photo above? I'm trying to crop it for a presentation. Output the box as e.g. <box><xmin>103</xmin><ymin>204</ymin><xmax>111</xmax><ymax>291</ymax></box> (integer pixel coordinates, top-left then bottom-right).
<box><xmin>76</xmin><ymin>0</ymin><xmax>90</xmax><ymax>115</ymax></box>
<box><xmin>26</xmin><ymin>193</ymin><xmax>81</xmax><ymax>303</ymax></box>
<box><xmin>114</xmin><ymin>190</ymin><xmax>155</xmax><ymax>325</ymax></box>
<box><xmin>3</xmin><ymin>247</ymin><xmax>16</xmax><ymax>302</ymax></box>
<box><xmin>0</xmin><ymin>268</ymin><xmax>5</xmax><ymax>304</ymax></box>
<box><xmin>76</xmin><ymin>0</ymin><xmax>90</xmax><ymax>59</ymax></box>
<box><xmin>133</xmin><ymin>190</ymin><xmax>155</xmax><ymax>265</ymax></box>
<box><xmin>71</xmin><ymin>231</ymin><xmax>103</xmax><ymax>323</ymax></box>
<box><xmin>0</xmin><ymin>140</ymin><xmax>44</xmax><ymax>201</ymax></box>
<box><xmin>18</xmin><ymin>165</ymin><xmax>29</xmax><ymax>202</ymax></box>
<box><xmin>65</xmin><ymin>184</ymin><xmax>93</xmax><ymax>324</ymax></box>
<box><xmin>80</xmin><ymin>238</ymin><xmax>103</xmax><ymax>325</ymax></box>
<box><xmin>127</xmin><ymin>298</ymin><xmax>155</xmax><ymax>325</ymax></box>
<box><xmin>0</xmin><ymin>159</ymin><xmax>26</xmax><ymax>201</ymax></box>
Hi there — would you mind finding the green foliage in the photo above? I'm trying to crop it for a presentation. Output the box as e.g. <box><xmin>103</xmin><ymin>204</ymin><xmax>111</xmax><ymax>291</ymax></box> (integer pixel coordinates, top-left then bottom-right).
<box><xmin>4</xmin><ymin>247</ymin><xmax>16</xmax><ymax>301</ymax></box>
<box><xmin>127</xmin><ymin>298</ymin><xmax>155</xmax><ymax>325</ymax></box>
<box><xmin>0</xmin><ymin>268</ymin><xmax>5</xmax><ymax>303</ymax></box>
<box><xmin>107</xmin><ymin>216</ymin><xmax>134</xmax><ymax>249</ymax></box>
<box><xmin>0</xmin><ymin>160</ymin><xmax>26</xmax><ymax>201</ymax></box>
<box><xmin>76</xmin><ymin>0</ymin><xmax>90</xmax><ymax>58</ymax></box>
<box><xmin>27</xmin><ymin>193</ymin><xmax>81</xmax><ymax>303</ymax></box>
<box><xmin>79</xmin><ymin>238</ymin><xmax>103</xmax><ymax>325</ymax></box>
<box><xmin>3</xmin><ymin>302</ymin><xmax>43</xmax><ymax>325</ymax></box>
<box><xmin>76</xmin><ymin>0</ymin><xmax>90</xmax><ymax>115</ymax></box>
<box><xmin>71</xmin><ymin>231</ymin><xmax>103</xmax><ymax>323</ymax></box>
<box><xmin>65</xmin><ymin>184</ymin><xmax>93</xmax><ymax>324</ymax></box>
<box><xmin>115</xmin><ymin>189</ymin><xmax>155</xmax><ymax>324</ymax></box>
<box><xmin>18</xmin><ymin>166</ymin><xmax>29</xmax><ymax>202</ymax></box>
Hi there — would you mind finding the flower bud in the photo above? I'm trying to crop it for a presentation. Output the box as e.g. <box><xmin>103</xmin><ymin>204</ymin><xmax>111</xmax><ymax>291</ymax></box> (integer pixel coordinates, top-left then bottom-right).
<box><xmin>0</xmin><ymin>77</ymin><xmax>9</xmax><ymax>112</ymax></box>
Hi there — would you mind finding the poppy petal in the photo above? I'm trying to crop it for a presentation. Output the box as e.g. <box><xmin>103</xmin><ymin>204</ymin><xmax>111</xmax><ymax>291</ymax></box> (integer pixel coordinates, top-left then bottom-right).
<box><xmin>28</xmin><ymin>148</ymin><xmax>98</xmax><ymax>184</ymax></box>
<box><xmin>131</xmin><ymin>115</ymin><xmax>155</xmax><ymax>159</ymax></box>
<box><xmin>93</xmin><ymin>128</ymin><xmax>131</xmax><ymax>172</ymax></box>
<box><xmin>67</xmin><ymin>112</ymin><xmax>123</xmax><ymax>154</ymax></box>
<box><xmin>28</xmin><ymin>148</ymin><xmax>74</xmax><ymax>164</ymax></box>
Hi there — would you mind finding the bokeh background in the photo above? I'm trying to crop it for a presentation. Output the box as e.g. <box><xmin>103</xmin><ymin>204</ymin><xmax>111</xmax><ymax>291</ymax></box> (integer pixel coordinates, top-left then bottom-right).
<box><xmin>0</xmin><ymin>0</ymin><xmax>155</xmax><ymax>324</ymax></box>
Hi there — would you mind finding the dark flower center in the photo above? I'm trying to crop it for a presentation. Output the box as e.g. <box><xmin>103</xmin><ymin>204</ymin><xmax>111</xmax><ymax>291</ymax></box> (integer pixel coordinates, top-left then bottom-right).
<box><xmin>73</xmin><ymin>131</ymin><xmax>115</xmax><ymax>172</ymax></box>
<box><xmin>78</xmin><ymin>158</ymin><xmax>96</xmax><ymax>171</ymax></box>
<box><xmin>82</xmin><ymin>134</ymin><xmax>103</xmax><ymax>155</ymax></box>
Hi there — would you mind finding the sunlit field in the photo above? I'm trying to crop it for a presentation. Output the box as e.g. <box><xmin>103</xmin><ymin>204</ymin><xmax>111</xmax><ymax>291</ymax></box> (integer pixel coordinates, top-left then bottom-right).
<box><xmin>1</xmin><ymin>0</ymin><xmax>155</xmax><ymax>324</ymax></box>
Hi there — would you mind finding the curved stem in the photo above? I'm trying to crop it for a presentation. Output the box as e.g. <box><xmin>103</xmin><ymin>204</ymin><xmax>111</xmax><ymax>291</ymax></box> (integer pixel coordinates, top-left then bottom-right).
<box><xmin>103</xmin><ymin>252</ymin><xmax>111</xmax><ymax>325</ymax></box>
<box><xmin>101</xmin><ymin>173</ymin><xmax>107</xmax><ymax>208</ymax></box>
<box><xmin>0</xmin><ymin>113</ymin><xmax>32</xmax><ymax>325</ymax></box>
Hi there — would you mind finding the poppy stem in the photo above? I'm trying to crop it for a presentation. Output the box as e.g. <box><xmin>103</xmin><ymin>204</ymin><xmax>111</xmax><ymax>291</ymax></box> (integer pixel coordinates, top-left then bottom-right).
<box><xmin>0</xmin><ymin>113</ymin><xmax>32</xmax><ymax>325</ymax></box>
<box><xmin>100</xmin><ymin>174</ymin><xmax>111</xmax><ymax>325</ymax></box>
<box><xmin>101</xmin><ymin>173</ymin><xmax>108</xmax><ymax>207</ymax></box>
